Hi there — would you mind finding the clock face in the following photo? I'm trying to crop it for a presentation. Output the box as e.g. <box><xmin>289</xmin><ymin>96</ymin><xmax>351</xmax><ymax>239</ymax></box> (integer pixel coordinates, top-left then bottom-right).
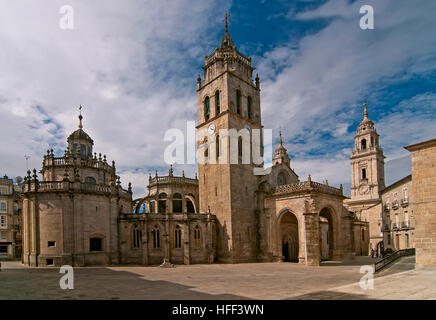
<box><xmin>207</xmin><ymin>124</ymin><xmax>215</xmax><ymax>135</ymax></box>
<box><xmin>359</xmin><ymin>185</ymin><xmax>369</xmax><ymax>195</ymax></box>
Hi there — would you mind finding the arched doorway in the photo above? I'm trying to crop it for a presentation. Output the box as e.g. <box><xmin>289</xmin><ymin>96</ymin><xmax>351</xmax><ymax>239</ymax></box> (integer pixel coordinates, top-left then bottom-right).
<box><xmin>319</xmin><ymin>208</ymin><xmax>334</xmax><ymax>260</ymax></box>
<box><xmin>279</xmin><ymin>211</ymin><xmax>299</xmax><ymax>262</ymax></box>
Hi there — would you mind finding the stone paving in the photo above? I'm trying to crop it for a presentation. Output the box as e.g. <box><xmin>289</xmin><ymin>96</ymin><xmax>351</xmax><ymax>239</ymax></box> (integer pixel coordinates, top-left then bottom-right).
<box><xmin>0</xmin><ymin>256</ymin><xmax>434</xmax><ymax>300</ymax></box>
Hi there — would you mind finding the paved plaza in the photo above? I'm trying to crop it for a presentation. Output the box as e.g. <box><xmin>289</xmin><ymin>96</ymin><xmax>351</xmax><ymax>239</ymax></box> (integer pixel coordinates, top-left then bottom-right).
<box><xmin>0</xmin><ymin>256</ymin><xmax>435</xmax><ymax>300</ymax></box>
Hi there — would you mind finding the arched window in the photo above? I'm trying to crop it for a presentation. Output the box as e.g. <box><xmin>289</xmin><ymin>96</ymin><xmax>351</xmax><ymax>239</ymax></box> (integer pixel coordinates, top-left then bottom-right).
<box><xmin>193</xmin><ymin>225</ymin><xmax>201</xmax><ymax>248</ymax></box>
<box><xmin>172</xmin><ymin>193</ymin><xmax>182</xmax><ymax>213</ymax></box>
<box><xmin>158</xmin><ymin>193</ymin><xmax>167</xmax><ymax>213</ymax></box>
<box><xmin>361</xmin><ymin>139</ymin><xmax>367</xmax><ymax>150</ymax></box>
<box><xmin>361</xmin><ymin>168</ymin><xmax>367</xmax><ymax>180</ymax></box>
<box><xmin>149</xmin><ymin>201</ymin><xmax>155</xmax><ymax>213</ymax></box>
<box><xmin>85</xmin><ymin>176</ymin><xmax>96</xmax><ymax>184</ymax></box>
<box><xmin>204</xmin><ymin>96</ymin><xmax>210</xmax><ymax>121</ymax></box>
<box><xmin>174</xmin><ymin>225</ymin><xmax>182</xmax><ymax>248</ymax></box>
<box><xmin>80</xmin><ymin>144</ymin><xmax>87</xmax><ymax>159</ymax></box>
<box><xmin>277</xmin><ymin>172</ymin><xmax>286</xmax><ymax>186</ymax></box>
<box><xmin>247</xmin><ymin>97</ymin><xmax>252</xmax><ymax>119</ymax></box>
<box><xmin>215</xmin><ymin>91</ymin><xmax>220</xmax><ymax>115</ymax></box>
<box><xmin>216</xmin><ymin>134</ymin><xmax>220</xmax><ymax>161</ymax></box>
<box><xmin>238</xmin><ymin>136</ymin><xmax>243</xmax><ymax>159</ymax></box>
<box><xmin>152</xmin><ymin>225</ymin><xmax>160</xmax><ymax>248</ymax></box>
<box><xmin>236</xmin><ymin>90</ymin><xmax>241</xmax><ymax>115</ymax></box>
<box><xmin>89</xmin><ymin>237</ymin><xmax>102</xmax><ymax>252</ymax></box>
<box><xmin>132</xmin><ymin>226</ymin><xmax>142</xmax><ymax>249</ymax></box>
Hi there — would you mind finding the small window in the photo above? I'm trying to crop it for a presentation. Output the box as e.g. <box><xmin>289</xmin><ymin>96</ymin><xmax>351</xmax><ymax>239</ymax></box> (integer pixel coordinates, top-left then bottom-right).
<box><xmin>46</xmin><ymin>259</ymin><xmax>54</xmax><ymax>265</ymax></box>
<box><xmin>0</xmin><ymin>215</ymin><xmax>7</xmax><ymax>228</ymax></box>
<box><xmin>85</xmin><ymin>177</ymin><xmax>96</xmax><ymax>184</ymax></box>
<box><xmin>215</xmin><ymin>91</ymin><xmax>220</xmax><ymax>115</ymax></box>
<box><xmin>361</xmin><ymin>139</ymin><xmax>367</xmax><ymax>150</ymax></box>
<box><xmin>48</xmin><ymin>241</ymin><xmax>56</xmax><ymax>247</ymax></box>
<box><xmin>0</xmin><ymin>201</ymin><xmax>7</xmax><ymax>213</ymax></box>
<box><xmin>204</xmin><ymin>96</ymin><xmax>210</xmax><ymax>121</ymax></box>
<box><xmin>132</xmin><ymin>228</ymin><xmax>142</xmax><ymax>249</ymax></box>
<box><xmin>174</xmin><ymin>225</ymin><xmax>182</xmax><ymax>248</ymax></box>
<box><xmin>90</xmin><ymin>237</ymin><xmax>102</xmax><ymax>252</ymax></box>
<box><xmin>247</xmin><ymin>97</ymin><xmax>252</xmax><ymax>119</ymax></box>
<box><xmin>236</xmin><ymin>90</ymin><xmax>241</xmax><ymax>115</ymax></box>
<box><xmin>194</xmin><ymin>225</ymin><xmax>201</xmax><ymax>248</ymax></box>
<box><xmin>361</xmin><ymin>168</ymin><xmax>367</xmax><ymax>180</ymax></box>
<box><xmin>152</xmin><ymin>226</ymin><xmax>160</xmax><ymax>248</ymax></box>
<box><xmin>172</xmin><ymin>193</ymin><xmax>183</xmax><ymax>213</ymax></box>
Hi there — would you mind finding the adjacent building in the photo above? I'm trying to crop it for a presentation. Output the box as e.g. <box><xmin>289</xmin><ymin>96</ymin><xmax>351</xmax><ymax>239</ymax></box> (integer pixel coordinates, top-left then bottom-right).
<box><xmin>405</xmin><ymin>139</ymin><xmax>436</xmax><ymax>267</ymax></box>
<box><xmin>0</xmin><ymin>175</ymin><xmax>22</xmax><ymax>260</ymax></box>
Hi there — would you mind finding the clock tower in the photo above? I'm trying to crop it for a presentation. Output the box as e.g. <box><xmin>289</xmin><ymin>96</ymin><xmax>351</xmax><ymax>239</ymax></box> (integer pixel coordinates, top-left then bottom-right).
<box><xmin>349</xmin><ymin>102</ymin><xmax>385</xmax><ymax>202</ymax></box>
<box><xmin>196</xmin><ymin>15</ymin><xmax>262</xmax><ymax>263</ymax></box>
<box><xmin>344</xmin><ymin>102</ymin><xmax>385</xmax><ymax>253</ymax></box>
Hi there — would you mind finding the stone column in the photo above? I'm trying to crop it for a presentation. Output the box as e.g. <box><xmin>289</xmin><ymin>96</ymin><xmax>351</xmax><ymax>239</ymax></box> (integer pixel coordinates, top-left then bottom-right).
<box><xmin>303</xmin><ymin>212</ymin><xmax>320</xmax><ymax>266</ymax></box>
<box><xmin>141</xmin><ymin>219</ymin><xmax>148</xmax><ymax>265</ymax></box>
<box><xmin>183</xmin><ymin>220</ymin><xmax>190</xmax><ymax>265</ymax></box>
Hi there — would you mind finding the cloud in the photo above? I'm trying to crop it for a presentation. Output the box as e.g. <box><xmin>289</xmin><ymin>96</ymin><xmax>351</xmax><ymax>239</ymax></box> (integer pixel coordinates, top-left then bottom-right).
<box><xmin>1</xmin><ymin>0</ymin><xmax>435</xmax><ymax>200</ymax></box>
<box><xmin>0</xmin><ymin>0</ymin><xmax>229</xmax><ymax>198</ymax></box>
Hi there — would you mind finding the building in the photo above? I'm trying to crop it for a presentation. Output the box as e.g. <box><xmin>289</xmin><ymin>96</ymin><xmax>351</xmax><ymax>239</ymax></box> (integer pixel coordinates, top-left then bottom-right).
<box><xmin>194</xmin><ymin>19</ymin><xmax>366</xmax><ymax>265</ymax></box>
<box><xmin>21</xmin><ymin>18</ymin><xmax>368</xmax><ymax>267</ymax></box>
<box><xmin>0</xmin><ymin>175</ymin><xmax>22</xmax><ymax>260</ymax></box>
<box><xmin>344</xmin><ymin>103</ymin><xmax>385</xmax><ymax>256</ymax></box>
<box><xmin>119</xmin><ymin>167</ymin><xmax>216</xmax><ymax>265</ymax></box>
<box><xmin>405</xmin><ymin>139</ymin><xmax>436</xmax><ymax>267</ymax></box>
<box><xmin>381</xmin><ymin>175</ymin><xmax>414</xmax><ymax>252</ymax></box>
<box><xmin>21</xmin><ymin>113</ymin><xmax>133</xmax><ymax>267</ymax></box>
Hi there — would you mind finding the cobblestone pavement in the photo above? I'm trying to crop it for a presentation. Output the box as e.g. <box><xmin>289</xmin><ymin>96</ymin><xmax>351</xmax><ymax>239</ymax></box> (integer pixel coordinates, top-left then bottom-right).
<box><xmin>0</xmin><ymin>256</ymin><xmax>434</xmax><ymax>300</ymax></box>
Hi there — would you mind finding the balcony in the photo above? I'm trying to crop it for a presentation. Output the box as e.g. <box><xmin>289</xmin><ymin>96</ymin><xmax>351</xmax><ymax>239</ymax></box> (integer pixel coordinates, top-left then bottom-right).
<box><xmin>391</xmin><ymin>200</ymin><xmax>399</xmax><ymax>210</ymax></box>
<box><xmin>401</xmin><ymin>198</ymin><xmax>409</xmax><ymax>207</ymax></box>
<box><xmin>384</xmin><ymin>203</ymin><xmax>390</xmax><ymax>211</ymax></box>
<box><xmin>392</xmin><ymin>223</ymin><xmax>400</xmax><ymax>231</ymax></box>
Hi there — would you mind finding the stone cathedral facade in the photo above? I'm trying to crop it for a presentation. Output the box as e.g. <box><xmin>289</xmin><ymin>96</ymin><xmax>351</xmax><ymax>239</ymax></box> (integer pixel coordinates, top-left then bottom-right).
<box><xmin>22</xmin><ymin>22</ymin><xmax>369</xmax><ymax>267</ymax></box>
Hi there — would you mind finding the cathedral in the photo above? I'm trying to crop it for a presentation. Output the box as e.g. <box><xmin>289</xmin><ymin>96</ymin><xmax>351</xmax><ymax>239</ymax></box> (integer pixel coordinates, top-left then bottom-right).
<box><xmin>22</xmin><ymin>20</ymin><xmax>371</xmax><ymax>267</ymax></box>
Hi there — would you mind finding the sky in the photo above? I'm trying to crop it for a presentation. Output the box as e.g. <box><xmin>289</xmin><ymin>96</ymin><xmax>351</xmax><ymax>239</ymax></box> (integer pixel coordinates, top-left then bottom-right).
<box><xmin>0</xmin><ymin>0</ymin><xmax>435</xmax><ymax>199</ymax></box>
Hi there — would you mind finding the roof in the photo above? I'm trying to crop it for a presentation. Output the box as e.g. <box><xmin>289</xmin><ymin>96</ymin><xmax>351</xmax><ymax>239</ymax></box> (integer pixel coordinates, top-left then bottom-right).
<box><xmin>381</xmin><ymin>174</ymin><xmax>412</xmax><ymax>194</ymax></box>
<box><xmin>67</xmin><ymin>128</ymin><xmax>94</xmax><ymax>144</ymax></box>
<box><xmin>404</xmin><ymin>138</ymin><xmax>436</xmax><ymax>152</ymax></box>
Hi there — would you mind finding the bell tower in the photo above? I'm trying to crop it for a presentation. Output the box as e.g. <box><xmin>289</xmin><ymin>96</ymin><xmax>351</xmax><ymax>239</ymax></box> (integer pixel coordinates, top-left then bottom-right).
<box><xmin>349</xmin><ymin>102</ymin><xmax>385</xmax><ymax>201</ymax></box>
<box><xmin>196</xmin><ymin>14</ymin><xmax>262</xmax><ymax>263</ymax></box>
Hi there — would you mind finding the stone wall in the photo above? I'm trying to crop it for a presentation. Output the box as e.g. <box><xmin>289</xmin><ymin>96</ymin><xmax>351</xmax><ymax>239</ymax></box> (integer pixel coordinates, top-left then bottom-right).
<box><xmin>405</xmin><ymin>139</ymin><xmax>436</xmax><ymax>267</ymax></box>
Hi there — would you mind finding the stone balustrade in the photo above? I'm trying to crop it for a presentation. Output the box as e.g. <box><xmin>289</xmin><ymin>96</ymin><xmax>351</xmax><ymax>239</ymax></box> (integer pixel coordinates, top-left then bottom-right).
<box><xmin>271</xmin><ymin>180</ymin><xmax>343</xmax><ymax>197</ymax></box>
<box><xmin>43</xmin><ymin>155</ymin><xmax>115</xmax><ymax>173</ymax></box>
<box><xmin>148</xmin><ymin>175</ymin><xmax>198</xmax><ymax>187</ymax></box>
<box><xmin>22</xmin><ymin>180</ymin><xmax>131</xmax><ymax>199</ymax></box>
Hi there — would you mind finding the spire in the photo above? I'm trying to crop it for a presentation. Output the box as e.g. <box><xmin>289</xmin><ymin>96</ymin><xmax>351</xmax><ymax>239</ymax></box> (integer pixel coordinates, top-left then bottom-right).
<box><xmin>363</xmin><ymin>101</ymin><xmax>368</xmax><ymax>120</ymax></box>
<box><xmin>78</xmin><ymin>104</ymin><xmax>83</xmax><ymax>129</ymax></box>
<box><xmin>279</xmin><ymin>130</ymin><xmax>283</xmax><ymax>146</ymax></box>
<box><xmin>224</xmin><ymin>12</ymin><xmax>230</xmax><ymax>34</ymax></box>
<box><xmin>220</xmin><ymin>12</ymin><xmax>234</xmax><ymax>49</ymax></box>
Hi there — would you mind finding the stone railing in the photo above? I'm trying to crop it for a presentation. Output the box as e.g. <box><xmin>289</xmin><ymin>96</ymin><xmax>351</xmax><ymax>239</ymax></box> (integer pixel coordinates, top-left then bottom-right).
<box><xmin>43</xmin><ymin>155</ymin><xmax>115</xmax><ymax>173</ymax></box>
<box><xmin>205</xmin><ymin>47</ymin><xmax>252</xmax><ymax>66</ymax></box>
<box><xmin>148</xmin><ymin>175</ymin><xmax>198</xmax><ymax>188</ymax></box>
<box><xmin>351</xmin><ymin>145</ymin><xmax>383</xmax><ymax>156</ymax></box>
<box><xmin>23</xmin><ymin>180</ymin><xmax>131</xmax><ymax>200</ymax></box>
<box><xmin>271</xmin><ymin>180</ymin><xmax>343</xmax><ymax>197</ymax></box>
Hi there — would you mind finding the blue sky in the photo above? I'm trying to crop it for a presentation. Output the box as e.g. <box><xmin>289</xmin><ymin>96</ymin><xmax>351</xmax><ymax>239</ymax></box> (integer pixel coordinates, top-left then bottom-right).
<box><xmin>0</xmin><ymin>0</ymin><xmax>436</xmax><ymax>198</ymax></box>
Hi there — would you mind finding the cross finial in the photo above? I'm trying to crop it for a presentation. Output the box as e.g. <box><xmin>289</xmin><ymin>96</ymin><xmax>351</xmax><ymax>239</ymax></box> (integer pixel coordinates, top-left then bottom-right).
<box><xmin>224</xmin><ymin>12</ymin><xmax>230</xmax><ymax>33</ymax></box>
<box><xmin>78</xmin><ymin>104</ymin><xmax>83</xmax><ymax>129</ymax></box>
<box><xmin>363</xmin><ymin>100</ymin><xmax>368</xmax><ymax>119</ymax></box>
<box><xmin>279</xmin><ymin>129</ymin><xmax>283</xmax><ymax>145</ymax></box>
